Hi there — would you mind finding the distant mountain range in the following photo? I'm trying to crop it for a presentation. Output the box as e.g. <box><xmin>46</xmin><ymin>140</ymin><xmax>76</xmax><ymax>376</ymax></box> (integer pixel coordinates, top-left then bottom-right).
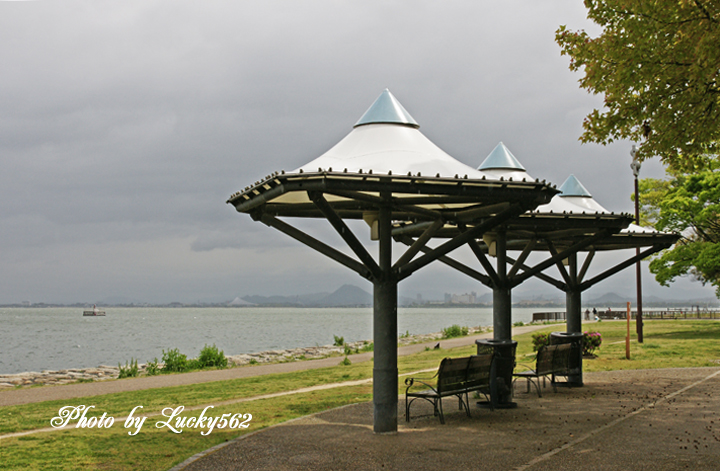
<box><xmin>241</xmin><ymin>284</ymin><xmax>376</xmax><ymax>307</ymax></box>
<box><xmin>13</xmin><ymin>285</ymin><xmax>714</xmax><ymax>309</ymax></box>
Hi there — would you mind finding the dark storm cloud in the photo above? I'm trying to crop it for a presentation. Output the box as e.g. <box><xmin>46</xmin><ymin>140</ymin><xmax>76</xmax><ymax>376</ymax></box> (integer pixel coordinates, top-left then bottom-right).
<box><xmin>0</xmin><ymin>1</ymin><xmax>711</xmax><ymax>303</ymax></box>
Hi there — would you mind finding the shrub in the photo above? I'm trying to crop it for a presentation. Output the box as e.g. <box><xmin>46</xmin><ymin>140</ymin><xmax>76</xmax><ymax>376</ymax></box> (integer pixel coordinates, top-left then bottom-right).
<box><xmin>333</xmin><ymin>335</ymin><xmax>345</xmax><ymax>346</ymax></box>
<box><xmin>441</xmin><ymin>324</ymin><xmax>469</xmax><ymax>339</ymax></box>
<box><xmin>513</xmin><ymin>321</ymin><xmax>525</xmax><ymax>327</ymax></box>
<box><xmin>583</xmin><ymin>331</ymin><xmax>602</xmax><ymax>356</ymax></box>
<box><xmin>359</xmin><ymin>342</ymin><xmax>374</xmax><ymax>352</ymax></box>
<box><xmin>340</xmin><ymin>356</ymin><xmax>352</xmax><ymax>366</ymax></box>
<box><xmin>531</xmin><ymin>331</ymin><xmax>602</xmax><ymax>356</ymax></box>
<box><xmin>343</xmin><ymin>344</ymin><xmax>353</xmax><ymax>356</ymax></box>
<box><xmin>531</xmin><ymin>332</ymin><xmax>551</xmax><ymax>351</ymax></box>
<box><xmin>118</xmin><ymin>358</ymin><xmax>139</xmax><ymax>379</ymax></box>
<box><xmin>145</xmin><ymin>358</ymin><xmax>160</xmax><ymax>376</ymax></box>
<box><xmin>197</xmin><ymin>344</ymin><xmax>228</xmax><ymax>369</ymax></box>
<box><xmin>162</xmin><ymin>348</ymin><xmax>188</xmax><ymax>373</ymax></box>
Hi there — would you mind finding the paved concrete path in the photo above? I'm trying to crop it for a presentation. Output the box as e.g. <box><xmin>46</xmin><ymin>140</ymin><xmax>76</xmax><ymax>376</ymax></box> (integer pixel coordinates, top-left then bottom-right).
<box><xmin>175</xmin><ymin>367</ymin><xmax>720</xmax><ymax>471</ymax></box>
<box><xmin>0</xmin><ymin>325</ymin><xmax>548</xmax><ymax>407</ymax></box>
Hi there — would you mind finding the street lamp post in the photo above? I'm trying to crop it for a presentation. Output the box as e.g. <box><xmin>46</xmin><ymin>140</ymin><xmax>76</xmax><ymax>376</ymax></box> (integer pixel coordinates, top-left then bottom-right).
<box><xmin>630</xmin><ymin>145</ymin><xmax>644</xmax><ymax>343</ymax></box>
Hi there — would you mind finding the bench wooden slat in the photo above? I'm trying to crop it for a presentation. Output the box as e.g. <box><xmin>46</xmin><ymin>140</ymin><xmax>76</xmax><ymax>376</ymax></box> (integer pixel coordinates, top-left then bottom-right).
<box><xmin>464</xmin><ymin>353</ymin><xmax>493</xmax><ymax>390</ymax></box>
<box><xmin>436</xmin><ymin>356</ymin><xmax>471</xmax><ymax>394</ymax></box>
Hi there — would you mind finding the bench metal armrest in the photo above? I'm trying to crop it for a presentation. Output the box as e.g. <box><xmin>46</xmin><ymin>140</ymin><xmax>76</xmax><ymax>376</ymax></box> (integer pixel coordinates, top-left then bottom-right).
<box><xmin>405</xmin><ymin>378</ymin><xmax>437</xmax><ymax>393</ymax></box>
<box><xmin>405</xmin><ymin>376</ymin><xmax>435</xmax><ymax>386</ymax></box>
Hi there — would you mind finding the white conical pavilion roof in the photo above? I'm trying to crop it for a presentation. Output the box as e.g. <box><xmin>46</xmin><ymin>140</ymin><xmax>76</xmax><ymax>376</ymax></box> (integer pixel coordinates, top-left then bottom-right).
<box><xmin>537</xmin><ymin>175</ymin><xmax>609</xmax><ymax>214</ymax></box>
<box><xmin>478</xmin><ymin>142</ymin><xmax>534</xmax><ymax>181</ymax></box>
<box><xmin>621</xmin><ymin>222</ymin><xmax>663</xmax><ymax>234</ymax></box>
<box><xmin>531</xmin><ymin>174</ymin><xmax>667</xmax><ymax>236</ymax></box>
<box><xmin>294</xmin><ymin>90</ymin><xmax>488</xmax><ymax>179</ymax></box>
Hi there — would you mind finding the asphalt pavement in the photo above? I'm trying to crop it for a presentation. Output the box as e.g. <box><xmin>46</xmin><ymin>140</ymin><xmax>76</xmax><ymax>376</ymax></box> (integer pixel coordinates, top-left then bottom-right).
<box><xmin>174</xmin><ymin>367</ymin><xmax>720</xmax><ymax>471</ymax></box>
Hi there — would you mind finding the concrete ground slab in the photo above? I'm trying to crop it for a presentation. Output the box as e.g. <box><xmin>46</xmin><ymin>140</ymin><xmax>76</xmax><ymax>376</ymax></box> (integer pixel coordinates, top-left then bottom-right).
<box><xmin>176</xmin><ymin>367</ymin><xmax>720</xmax><ymax>471</ymax></box>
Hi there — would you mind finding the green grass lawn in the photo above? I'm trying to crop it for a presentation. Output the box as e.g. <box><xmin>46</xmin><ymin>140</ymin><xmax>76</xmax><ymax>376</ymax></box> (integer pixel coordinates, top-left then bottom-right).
<box><xmin>1</xmin><ymin>320</ymin><xmax>718</xmax><ymax>470</ymax></box>
<box><xmin>513</xmin><ymin>320</ymin><xmax>720</xmax><ymax>372</ymax></box>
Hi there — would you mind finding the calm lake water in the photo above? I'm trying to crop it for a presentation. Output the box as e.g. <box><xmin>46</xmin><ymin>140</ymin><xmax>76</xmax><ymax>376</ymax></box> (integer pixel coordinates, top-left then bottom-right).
<box><xmin>0</xmin><ymin>306</ymin><xmax>551</xmax><ymax>375</ymax></box>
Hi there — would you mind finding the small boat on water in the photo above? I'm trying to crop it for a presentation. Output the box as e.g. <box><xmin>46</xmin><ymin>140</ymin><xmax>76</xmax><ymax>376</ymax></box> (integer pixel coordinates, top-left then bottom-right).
<box><xmin>83</xmin><ymin>305</ymin><xmax>106</xmax><ymax>316</ymax></box>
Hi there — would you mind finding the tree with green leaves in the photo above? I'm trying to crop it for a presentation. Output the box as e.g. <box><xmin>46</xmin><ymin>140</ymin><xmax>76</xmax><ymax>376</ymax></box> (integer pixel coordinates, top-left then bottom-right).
<box><xmin>556</xmin><ymin>1</ymin><xmax>720</xmax><ymax>171</ymax></box>
<box><xmin>637</xmin><ymin>162</ymin><xmax>720</xmax><ymax>296</ymax></box>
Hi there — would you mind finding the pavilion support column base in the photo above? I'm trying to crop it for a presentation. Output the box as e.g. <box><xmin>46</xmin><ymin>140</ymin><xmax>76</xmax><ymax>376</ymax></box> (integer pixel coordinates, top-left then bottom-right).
<box><xmin>556</xmin><ymin>288</ymin><xmax>583</xmax><ymax>387</ymax></box>
<box><xmin>372</xmin><ymin>276</ymin><xmax>398</xmax><ymax>432</ymax></box>
<box><xmin>488</xmin><ymin>279</ymin><xmax>516</xmax><ymax>407</ymax></box>
<box><xmin>372</xmin><ymin>283</ymin><xmax>398</xmax><ymax>433</ymax></box>
<box><xmin>373</xmin><ymin>367</ymin><xmax>399</xmax><ymax>434</ymax></box>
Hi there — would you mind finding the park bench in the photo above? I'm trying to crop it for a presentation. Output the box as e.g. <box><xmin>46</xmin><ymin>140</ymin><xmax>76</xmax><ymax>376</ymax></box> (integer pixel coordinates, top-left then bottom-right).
<box><xmin>405</xmin><ymin>353</ymin><xmax>493</xmax><ymax>424</ymax></box>
<box><xmin>512</xmin><ymin>343</ymin><xmax>575</xmax><ymax>397</ymax></box>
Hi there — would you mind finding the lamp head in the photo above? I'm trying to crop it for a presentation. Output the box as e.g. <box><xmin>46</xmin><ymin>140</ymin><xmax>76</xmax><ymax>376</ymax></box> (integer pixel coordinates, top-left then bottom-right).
<box><xmin>630</xmin><ymin>145</ymin><xmax>641</xmax><ymax>177</ymax></box>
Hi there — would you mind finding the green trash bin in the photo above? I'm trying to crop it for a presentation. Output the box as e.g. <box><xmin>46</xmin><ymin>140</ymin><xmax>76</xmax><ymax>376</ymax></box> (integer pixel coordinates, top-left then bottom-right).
<box><xmin>476</xmin><ymin>339</ymin><xmax>518</xmax><ymax>409</ymax></box>
<box><xmin>550</xmin><ymin>332</ymin><xmax>583</xmax><ymax>387</ymax></box>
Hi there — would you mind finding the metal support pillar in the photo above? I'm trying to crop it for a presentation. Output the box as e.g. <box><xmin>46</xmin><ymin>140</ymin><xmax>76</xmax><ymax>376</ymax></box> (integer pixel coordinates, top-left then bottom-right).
<box><xmin>493</xmin><ymin>287</ymin><xmax>512</xmax><ymax>340</ymax></box>
<box><xmin>566</xmin><ymin>253</ymin><xmax>582</xmax><ymax>334</ymax></box>
<box><xmin>483</xmin><ymin>231</ymin><xmax>517</xmax><ymax>407</ymax></box>
<box><xmin>493</xmin><ymin>231</ymin><xmax>512</xmax><ymax>340</ymax></box>
<box><xmin>373</xmin><ymin>203</ymin><xmax>398</xmax><ymax>433</ymax></box>
<box><xmin>632</xmin><ymin>148</ymin><xmax>644</xmax><ymax>343</ymax></box>
<box><xmin>560</xmin><ymin>252</ymin><xmax>583</xmax><ymax>386</ymax></box>
<box><xmin>635</xmin><ymin>182</ymin><xmax>644</xmax><ymax>343</ymax></box>
<box><xmin>635</xmin><ymin>247</ymin><xmax>643</xmax><ymax>342</ymax></box>
<box><xmin>566</xmin><ymin>289</ymin><xmax>582</xmax><ymax>333</ymax></box>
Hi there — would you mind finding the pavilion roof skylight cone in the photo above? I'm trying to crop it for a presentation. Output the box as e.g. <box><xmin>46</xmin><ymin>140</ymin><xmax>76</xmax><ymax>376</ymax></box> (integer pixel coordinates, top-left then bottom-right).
<box><xmin>354</xmin><ymin>88</ymin><xmax>419</xmax><ymax>128</ymax></box>
<box><xmin>478</xmin><ymin>142</ymin><xmax>534</xmax><ymax>181</ymax></box>
<box><xmin>558</xmin><ymin>174</ymin><xmax>592</xmax><ymax>197</ymax></box>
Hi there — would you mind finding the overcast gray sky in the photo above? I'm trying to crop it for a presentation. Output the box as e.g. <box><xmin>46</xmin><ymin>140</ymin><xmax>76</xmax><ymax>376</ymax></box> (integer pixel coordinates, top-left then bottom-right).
<box><xmin>1</xmin><ymin>1</ymin><xmax>714</xmax><ymax>304</ymax></box>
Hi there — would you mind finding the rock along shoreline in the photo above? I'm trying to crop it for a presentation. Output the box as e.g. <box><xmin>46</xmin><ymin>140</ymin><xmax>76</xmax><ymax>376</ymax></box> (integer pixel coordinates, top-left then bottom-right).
<box><xmin>0</xmin><ymin>326</ymin><xmax>489</xmax><ymax>389</ymax></box>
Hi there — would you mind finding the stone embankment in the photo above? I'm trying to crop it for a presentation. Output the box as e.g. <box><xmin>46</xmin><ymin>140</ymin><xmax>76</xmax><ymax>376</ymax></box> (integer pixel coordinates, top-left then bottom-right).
<box><xmin>0</xmin><ymin>326</ymin><xmax>488</xmax><ymax>389</ymax></box>
<box><xmin>0</xmin><ymin>367</ymin><xmax>119</xmax><ymax>388</ymax></box>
